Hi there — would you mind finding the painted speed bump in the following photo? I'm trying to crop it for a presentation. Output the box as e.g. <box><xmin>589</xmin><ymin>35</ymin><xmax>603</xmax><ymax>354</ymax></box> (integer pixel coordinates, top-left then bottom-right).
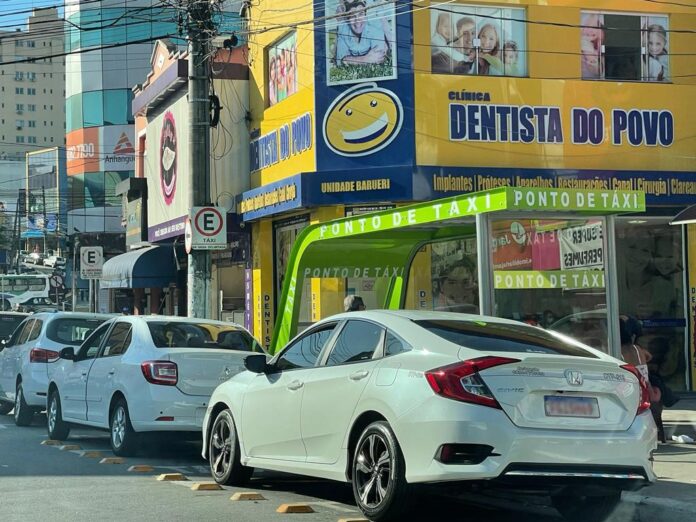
<box><xmin>230</xmin><ymin>492</ymin><xmax>266</xmax><ymax>501</ymax></box>
<box><xmin>79</xmin><ymin>451</ymin><xmax>103</xmax><ymax>458</ymax></box>
<box><xmin>157</xmin><ymin>473</ymin><xmax>188</xmax><ymax>481</ymax></box>
<box><xmin>99</xmin><ymin>457</ymin><xmax>125</xmax><ymax>464</ymax></box>
<box><xmin>276</xmin><ymin>504</ymin><xmax>315</xmax><ymax>514</ymax></box>
<box><xmin>59</xmin><ymin>444</ymin><xmax>81</xmax><ymax>451</ymax></box>
<box><xmin>128</xmin><ymin>465</ymin><xmax>154</xmax><ymax>472</ymax></box>
<box><xmin>41</xmin><ymin>440</ymin><xmax>62</xmax><ymax>446</ymax></box>
<box><xmin>190</xmin><ymin>482</ymin><xmax>222</xmax><ymax>491</ymax></box>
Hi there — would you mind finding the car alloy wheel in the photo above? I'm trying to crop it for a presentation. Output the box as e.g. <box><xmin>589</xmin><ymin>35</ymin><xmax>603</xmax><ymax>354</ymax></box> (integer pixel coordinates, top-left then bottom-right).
<box><xmin>208</xmin><ymin>409</ymin><xmax>253</xmax><ymax>486</ymax></box>
<box><xmin>210</xmin><ymin>414</ymin><xmax>233</xmax><ymax>480</ymax></box>
<box><xmin>47</xmin><ymin>391</ymin><xmax>70</xmax><ymax>440</ymax></box>
<box><xmin>355</xmin><ymin>433</ymin><xmax>392</xmax><ymax>508</ymax></box>
<box><xmin>352</xmin><ymin>421</ymin><xmax>410</xmax><ymax>522</ymax></box>
<box><xmin>14</xmin><ymin>383</ymin><xmax>33</xmax><ymax>426</ymax></box>
<box><xmin>47</xmin><ymin>397</ymin><xmax>57</xmax><ymax>433</ymax></box>
<box><xmin>112</xmin><ymin>406</ymin><xmax>126</xmax><ymax>448</ymax></box>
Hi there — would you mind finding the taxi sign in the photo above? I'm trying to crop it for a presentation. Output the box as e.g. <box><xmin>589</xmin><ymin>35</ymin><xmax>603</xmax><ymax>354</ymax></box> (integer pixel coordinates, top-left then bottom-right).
<box><xmin>191</xmin><ymin>206</ymin><xmax>227</xmax><ymax>250</ymax></box>
<box><xmin>80</xmin><ymin>246</ymin><xmax>103</xmax><ymax>279</ymax></box>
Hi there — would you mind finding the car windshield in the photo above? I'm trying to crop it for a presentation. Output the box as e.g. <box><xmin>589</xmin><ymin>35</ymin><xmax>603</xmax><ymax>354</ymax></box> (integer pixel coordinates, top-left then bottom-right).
<box><xmin>46</xmin><ymin>318</ymin><xmax>107</xmax><ymax>345</ymax></box>
<box><xmin>147</xmin><ymin>321</ymin><xmax>264</xmax><ymax>352</ymax></box>
<box><xmin>414</xmin><ymin>319</ymin><xmax>598</xmax><ymax>358</ymax></box>
<box><xmin>0</xmin><ymin>314</ymin><xmax>25</xmax><ymax>340</ymax></box>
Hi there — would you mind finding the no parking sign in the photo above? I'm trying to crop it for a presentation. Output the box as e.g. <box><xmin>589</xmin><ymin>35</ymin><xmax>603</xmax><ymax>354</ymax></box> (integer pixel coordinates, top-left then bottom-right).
<box><xmin>190</xmin><ymin>207</ymin><xmax>227</xmax><ymax>250</ymax></box>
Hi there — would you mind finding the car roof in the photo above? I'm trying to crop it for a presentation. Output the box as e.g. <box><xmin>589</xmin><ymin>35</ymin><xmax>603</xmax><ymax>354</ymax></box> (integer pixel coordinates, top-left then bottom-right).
<box><xmin>108</xmin><ymin>315</ymin><xmax>248</xmax><ymax>329</ymax></box>
<box><xmin>318</xmin><ymin>309</ymin><xmax>520</xmax><ymax>325</ymax></box>
<box><xmin>31</xmin><ymin>312</ymin><xmax>115</xmax><ymax>320</ymax></box>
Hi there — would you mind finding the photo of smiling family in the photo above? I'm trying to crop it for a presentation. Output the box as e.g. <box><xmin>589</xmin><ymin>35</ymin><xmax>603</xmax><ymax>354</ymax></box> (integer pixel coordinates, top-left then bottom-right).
<box><xmin>430</xmin><ymin>4</ymin><xmax>527</xmax><ymax>77</ymax></box>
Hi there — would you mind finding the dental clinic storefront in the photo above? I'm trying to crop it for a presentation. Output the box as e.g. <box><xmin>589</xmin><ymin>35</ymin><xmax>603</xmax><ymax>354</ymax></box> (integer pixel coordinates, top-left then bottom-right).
<box><xmin>244</xmin><ymin>1</ymin><xmax>696</xmax><ymax>390</ymax></box>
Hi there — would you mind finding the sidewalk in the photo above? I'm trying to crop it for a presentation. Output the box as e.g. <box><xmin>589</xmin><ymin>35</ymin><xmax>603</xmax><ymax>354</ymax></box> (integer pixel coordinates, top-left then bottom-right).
<box><xmin>623</xmin><ymin>398</ymin><xmax>696</xmax><ymax>521</ymax></box>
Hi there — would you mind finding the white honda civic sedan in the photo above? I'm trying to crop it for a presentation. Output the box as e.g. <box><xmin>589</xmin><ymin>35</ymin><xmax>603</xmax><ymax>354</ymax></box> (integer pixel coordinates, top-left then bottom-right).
<box><xmin>47</xmin><ymin>316</ymin><xmax>265</xmax><ymax>456</ymax></box>
<box><xmin>202</xmin><ymin>310</ymin><xmax>656</xmax><ymax>522</ymax></box>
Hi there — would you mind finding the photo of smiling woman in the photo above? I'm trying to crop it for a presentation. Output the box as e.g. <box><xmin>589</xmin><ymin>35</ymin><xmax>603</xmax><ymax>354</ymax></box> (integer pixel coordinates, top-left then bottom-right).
<box><xmin>326</xmin><ymin>0</ymin><xmax>397</xmax><ymax>85</ymax></box>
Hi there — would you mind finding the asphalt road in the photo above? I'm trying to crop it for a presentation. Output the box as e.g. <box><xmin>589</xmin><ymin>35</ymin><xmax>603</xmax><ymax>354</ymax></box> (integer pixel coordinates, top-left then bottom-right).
<box><xmin>0</xmin><ymin>411</ymin><xmax>679</xmax><ymax>522</ymax></box>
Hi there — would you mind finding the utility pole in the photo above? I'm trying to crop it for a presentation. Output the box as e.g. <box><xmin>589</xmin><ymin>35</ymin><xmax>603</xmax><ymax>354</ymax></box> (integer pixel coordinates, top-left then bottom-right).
<box><xmin>186</xmin><ymin>1</ymin><xmax>213</xmax><ymax>318</ymax></box>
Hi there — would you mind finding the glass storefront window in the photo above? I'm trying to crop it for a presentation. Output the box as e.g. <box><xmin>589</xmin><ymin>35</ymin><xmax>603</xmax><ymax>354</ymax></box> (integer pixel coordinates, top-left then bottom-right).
<box><xmin>616</xmin><ymin>219</ymin><xmax>686</xmax><ymax>391</ymax></box>
<box><xmin>490</xmin><ymin>218</ymin><xmax>609</xmax><ymax>352</ymax></box>
<box><xmin>274</xmin><ymin>216</ymin><xmax>311</xmax><ymax>329</ymax></box>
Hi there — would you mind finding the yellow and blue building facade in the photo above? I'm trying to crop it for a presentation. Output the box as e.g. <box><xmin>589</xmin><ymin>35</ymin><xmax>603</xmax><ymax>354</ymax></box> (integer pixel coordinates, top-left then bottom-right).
<box><xmin>242</xmin><ymin>0</ymin><xmax>696</xmax><ymax>390</ymax></box>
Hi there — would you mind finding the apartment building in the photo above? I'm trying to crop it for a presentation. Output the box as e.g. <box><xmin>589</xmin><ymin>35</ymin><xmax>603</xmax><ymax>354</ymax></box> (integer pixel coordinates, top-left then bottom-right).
<box><xmin>0</xmin><ymin>8</ymin><xmax>65</xmax><ymax>161</ymax></box>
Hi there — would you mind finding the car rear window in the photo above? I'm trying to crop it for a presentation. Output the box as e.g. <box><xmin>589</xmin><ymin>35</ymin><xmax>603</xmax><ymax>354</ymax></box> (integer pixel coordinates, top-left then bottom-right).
<box><xmin>147</xmin><ymin>321</ymin><xmax>263</xmax><ymax>352</ymax></box>
<box><xmin>46</xmin><ymin>318</ymin><xmax>106</xmax><ymax>345</ymax></box>
<box><xmin>0</xmin><ymin>315</ymin><xmax>25</xmax><ymax>339</ymax></box>
<box><xmin>414</xmin><ymin>319</ymin><xmax>598</xmax><ymax>358</ymax></box>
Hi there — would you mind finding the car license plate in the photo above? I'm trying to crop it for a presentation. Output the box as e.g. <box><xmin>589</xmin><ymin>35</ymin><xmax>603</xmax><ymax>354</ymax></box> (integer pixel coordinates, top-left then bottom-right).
<box><xmin>544</xmin><ymin>396</ymin><xmax>600</xmax><ymax>418</ymax></box>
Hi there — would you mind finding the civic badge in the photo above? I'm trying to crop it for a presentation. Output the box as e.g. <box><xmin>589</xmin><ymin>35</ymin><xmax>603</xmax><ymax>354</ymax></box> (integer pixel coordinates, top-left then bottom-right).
<box><xmin>564</xmin><ymin>369</ymin><xmax>583</xmax><ymax>386</ymax></box>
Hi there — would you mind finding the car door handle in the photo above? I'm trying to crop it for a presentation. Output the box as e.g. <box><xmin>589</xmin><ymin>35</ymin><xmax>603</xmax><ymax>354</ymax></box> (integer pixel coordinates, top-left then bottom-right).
<box><xmin>286</xmin><ymin>380</ymin><xmax>304</xmax><ymax>391</ymax></box>
<box><xmin>350</xmin><ymin>370</ymin><xmax>370</xmax><ymax>381</ymax></box>
<box><xmin>107</xmin><ymin>369</ymin><xmax>115</xmax><ymax>376</ymax></box>
<box><xmin>81</xmin><ymin>371</ymin><xmax>88</xmax><ymax>377</ymax></box>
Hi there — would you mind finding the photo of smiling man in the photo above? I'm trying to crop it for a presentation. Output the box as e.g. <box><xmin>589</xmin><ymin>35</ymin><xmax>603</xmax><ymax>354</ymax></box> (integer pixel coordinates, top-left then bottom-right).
<box><xmin>327</xmin><ymin>0</ymin><xmax>397</xmax><ymax>85</ymax></box>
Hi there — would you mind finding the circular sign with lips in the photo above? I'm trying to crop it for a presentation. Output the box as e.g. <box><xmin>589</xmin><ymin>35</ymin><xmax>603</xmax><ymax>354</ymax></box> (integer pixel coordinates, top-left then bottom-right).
<box><xmin>322</xmin><ymin>82</ymin><xmax>403</xmax><ymax>157</ymax></box>
<box><xmin>160</xmin><ymin>111</ymin><xmax>177</xmax><ymax>205</ymax></box>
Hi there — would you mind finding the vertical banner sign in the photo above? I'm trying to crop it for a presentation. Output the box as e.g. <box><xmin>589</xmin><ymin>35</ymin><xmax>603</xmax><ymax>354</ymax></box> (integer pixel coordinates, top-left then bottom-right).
<box><xmin>244</xmin><ymin>268</ymin><xmax>253</xmax><ymax>332</ymax></box>
<box><xmin>688</xmin><ymin>225</ymin><xmax>696</xmax><ymax>390</ymax></box>
<box><xmin>559</xmin><ymin>222</ymin><xmax>604</xmax><ymax>269</ymax></box>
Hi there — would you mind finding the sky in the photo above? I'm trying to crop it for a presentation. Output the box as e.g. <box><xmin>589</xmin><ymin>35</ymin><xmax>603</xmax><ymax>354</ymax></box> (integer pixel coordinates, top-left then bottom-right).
<box><xmin>0</xmin><ymin>0</ymin><xmax>64</xmax><ymax>31</ymax></box>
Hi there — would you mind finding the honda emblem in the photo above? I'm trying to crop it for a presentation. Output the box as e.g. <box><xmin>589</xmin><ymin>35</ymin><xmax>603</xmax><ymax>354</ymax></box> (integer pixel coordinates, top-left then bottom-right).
<box><xmin>564</xmin><ymin>369</ymin><xmax>583</xmax><ymax>386</ymax></box>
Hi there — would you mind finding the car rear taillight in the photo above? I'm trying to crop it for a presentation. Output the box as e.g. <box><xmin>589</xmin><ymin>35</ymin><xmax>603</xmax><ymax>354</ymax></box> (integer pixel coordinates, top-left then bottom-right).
<box><xmin>620</xmin><ymin>364</ymin><xmax>651</xmax><ymax>414</ymax></box>
<box><xmin>425</xmin><ymin>356</ymin><xmax>520</xmax><ymax>409</ymax></box>
<box><xmin>29</xmin><ymin>347</ymin><xmax>60</xmax><ymax>363</ymax></box>
<box><xmin>141</xmin><ymin>361</ymin><xmax>178</xmax><ymax>386</ymax></box>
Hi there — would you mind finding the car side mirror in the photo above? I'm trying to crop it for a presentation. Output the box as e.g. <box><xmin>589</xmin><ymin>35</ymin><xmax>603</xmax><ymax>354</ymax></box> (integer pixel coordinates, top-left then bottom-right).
<box><xmin>244</xmin><ymin>354</ymin><xmax>268</xmax><ymax>374</ymax></box>
<box><xmin>59</xmin><ymin>347</ymin><xmax>75</xmax><ymax>361</ymax></box>
<box><xmin>0</xmin><ymin>339</ymin><xmax>5</xmax><ymax>352</ymax></box>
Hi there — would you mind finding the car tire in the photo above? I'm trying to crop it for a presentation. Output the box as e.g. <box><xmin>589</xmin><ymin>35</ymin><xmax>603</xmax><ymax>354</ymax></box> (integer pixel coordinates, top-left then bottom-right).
<box><xmin>14</xmin><ymin>382</ymin><xmax>34</xmax><ymax>426</ymax></box>
<box><xmin>47</xmin><ymin>390</ymin><xmax>70</xmax><ymax>440</ymax></box>
<box><xmin>351</xmin><ymin>420</ymin><xmax>411</xmax><ymax>522</ymax></box>
<box><xmin>209</xmin><ymin>409</ymin><xmax>253</xmax><ymax>486</ymax></box>
<box><xmin>552</xmin><ymin>490</ymin><xmax>622</xmax><ymax>522</ymax></box>
<box><xmin>110</xmin><ymin>398</ymin><xmax>139</xmax><ymax>457</ymax></box>
<box><xmin>0</xmin><ymin>401</ymin><xmax>13</xmax><ymax>415</ymax></box>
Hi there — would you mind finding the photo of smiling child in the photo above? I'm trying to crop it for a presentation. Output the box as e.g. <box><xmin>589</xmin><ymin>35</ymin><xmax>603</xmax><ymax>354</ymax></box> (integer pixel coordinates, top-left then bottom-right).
<box><xmin>645</xmin><ymin>22</ymin><xmax>669</xmax><ymax>81</ymax></box>
<box><xmin>267</xmin><ymin>32</ymin><xmax>297</xmax><ymax>106</ymax></box>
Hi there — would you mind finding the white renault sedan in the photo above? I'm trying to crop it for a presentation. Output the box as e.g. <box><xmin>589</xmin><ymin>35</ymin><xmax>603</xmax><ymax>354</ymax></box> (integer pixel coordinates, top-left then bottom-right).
<box><xmin>203</xmin><ymin>310</ymin><xmax>656</xmax><ymax>522</ymax></box>
<box><xmin>47</xmin><ymin>316</ymin><xmax>265</xmax><ymax>456</ymax></box>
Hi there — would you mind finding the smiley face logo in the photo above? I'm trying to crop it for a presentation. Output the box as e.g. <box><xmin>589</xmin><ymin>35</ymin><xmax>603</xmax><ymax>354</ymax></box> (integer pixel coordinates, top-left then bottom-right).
<box><xmin>323</xmin><ymin>83</ymin><xmax>403</xmax><ymax>157</ymax></box>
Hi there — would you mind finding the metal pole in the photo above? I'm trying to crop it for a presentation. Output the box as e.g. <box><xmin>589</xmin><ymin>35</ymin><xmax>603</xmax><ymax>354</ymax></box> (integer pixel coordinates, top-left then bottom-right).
<box><xmin>187</xmin><ymin>2</ymin><xmax>212</xmax><ymax>318</ymax></box>
<box><xmin>72</xmin><ymin>240</ymin><xmax>79</xmax><ymax>311</ymax></box>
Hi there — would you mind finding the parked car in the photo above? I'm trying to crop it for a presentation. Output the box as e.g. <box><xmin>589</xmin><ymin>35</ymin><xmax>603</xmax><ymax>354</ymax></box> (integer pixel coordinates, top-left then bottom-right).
<box><xmin>0</xmin><ymin>312</ymin><xmax>111</xmax><ymax>424</ymax></box>
<box><xmin>16</xmin><ymin>297</ymin><xmax>57</xmax><ymax>313</ymax></box>
<box><xmin>203</xmin><ymin>310</ymin><xmax>656</xmax><ymax>522</ymax></box>
<box><xmin>44</xmin><ymin>256</ymin><xmax>66</xmax><ymax>268</ymax></box>
<box><xmin>26</xmin><ymin>253</ymin><xmax>45</xmax><ymax>265</ymax></box>
<box><xmin>46</xmin><ymin>316</ymin><xmax>265</xmax><ymax>456</ymax></box>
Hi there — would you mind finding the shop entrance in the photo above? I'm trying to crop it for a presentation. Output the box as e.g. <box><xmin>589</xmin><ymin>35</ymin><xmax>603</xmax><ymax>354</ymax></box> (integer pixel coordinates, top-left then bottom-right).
<box><xmin>269</xmin><ymin>187</ymin><xmax>645</xmax><ymax>359</ymax></box>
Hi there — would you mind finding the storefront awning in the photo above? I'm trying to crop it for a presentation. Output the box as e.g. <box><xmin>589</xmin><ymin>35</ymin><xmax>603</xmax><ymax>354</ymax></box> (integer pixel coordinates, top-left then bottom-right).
<box><xmin>101</xmin><ymin>245</ymin><xmax>177</xmax><ymax>289</ymax></box>
<box><xmin>670</xmin><ymin>204</ymin><xmax>696</xmax><ymax>225</ymax></box>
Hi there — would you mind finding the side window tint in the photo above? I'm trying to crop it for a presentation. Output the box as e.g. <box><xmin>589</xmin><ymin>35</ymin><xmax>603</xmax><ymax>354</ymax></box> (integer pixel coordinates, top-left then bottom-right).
<box><xmin>385</xmin><ymin>331</ymin><xmax>410</xmax><ymax>356</ymax></box>
<box><xmin>276</xmin><ymin>325</ymin><xmax>336</xmax><ymax>371</ymax></box>
<box><xmin>7</xmin><ymin>320</ymin><xmax>31</xmax><ymax>347</ymax></box>
<box><xmin>79</xmin><ymin>324</ymin><xmax>109</xmax><ymax>361</ymax></box>
<box><xmin>26</xmin><ymin>319</ymin><xmax>43</xmax><ymax>342</ymax></box>
<box><xmin>327</xmin><ymin>321</ymin><xmax>383</xmax><ymax>366</ymax></box>
<box><xmin>101</xmin><ymin>323</ymin><xmax>132</xmax><ymax>357</ymax></box>
<box><xmin>17</xmin><ymin>320</ymin><xmax>34</xmax><ymax>345</ymax></box>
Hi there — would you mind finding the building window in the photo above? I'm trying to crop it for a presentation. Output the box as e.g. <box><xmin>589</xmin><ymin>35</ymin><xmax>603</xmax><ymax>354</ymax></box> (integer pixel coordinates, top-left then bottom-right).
<box><xmin>50</xmin><ymin>137</ymin><xmax>54</xmax><ymax>143</ymax></box>
<box><xmin>15</xmin><ymin>40</ymin><xmax>24</xmax><ymax>47</ymax></box>
<box><xmin>15</xmin><ymin>87</ymin><xmax>24</xmax><ymax>94</ymax></box>
<box><xmin>267</xmin><ymin>32</ymin><xmax>298</xmax><ymax>106</ymax></box>
<box><xmin>16</xmin><ymin>136</ymin><xmax>25</xmax><ymax>143</ymax></box>
<box><xmin>28</xmin><ymin>121</ymin><xmax>35</xmax><ymax>128</ymax></box>
<box><xmin>27</xmin><ymin>40</ymin><xmax>35</xmax><ymax>48</ymax></box>
<box><xmin>16</xmin><ymin>120</ymin><xmax>24</xmax><ymax>129</ymax></box>
<box><xmin>581</xmin><ymin>12</ymin><xmax>669</xmax><ymax>82</ymax></box>
<box><xmin>15</xmin><ymin>71</ymin><xmax>23</xmax><ymax>81</ymax></box>
<box><xmin>430</xmin><ymin>4</ymin><xmax>527</xmax><ymax>76</ymax></box>
<box><xmin>27</xmin><ymin>88</ymin><xmax>36</xmax><ymax>95</ymax></box>
<box><xmin>28</xmin><ymin>136</ymin><xmax>37</xmax><ymax>144</ymax></box>
<box><xmin>28</xmin><ymin>104</ymin><xmax>35</xmax><ymax>111</ymax></box>
<box><xmin>16</xmin><ymin>104</ymin><xmax>24</xmax><ymax>112</ymax></box>
<box><xmin>27</xmin><ymin>72</ymin><xmax>36</xmax><ymax>81</ymax></box>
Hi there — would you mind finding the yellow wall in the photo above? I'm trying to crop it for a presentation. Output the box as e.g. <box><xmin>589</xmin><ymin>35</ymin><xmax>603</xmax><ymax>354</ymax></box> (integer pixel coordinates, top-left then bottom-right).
<box><xmin>248</xmin><ymin>1</ymin><xmax>316</xmax><ymax>187</ymax></box>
